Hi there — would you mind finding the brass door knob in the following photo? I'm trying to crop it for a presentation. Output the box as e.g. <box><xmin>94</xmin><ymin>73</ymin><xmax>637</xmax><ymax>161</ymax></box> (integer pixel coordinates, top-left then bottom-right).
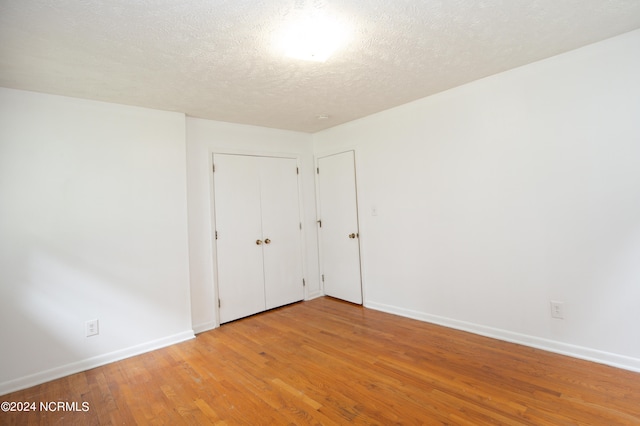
<box><xmin>348</xmin><ymin>233</ymin><xmax>356</xmax><ymax>239</ymax></box>
<box><xmin>256</xmin><ymin>239</ymin><xmax>263</xmax><ymax>245</ymax></box>
<box><xmin>264</xmin><ymin>238</ymin><xmax>271</xmax><ymax>244</ymax></box>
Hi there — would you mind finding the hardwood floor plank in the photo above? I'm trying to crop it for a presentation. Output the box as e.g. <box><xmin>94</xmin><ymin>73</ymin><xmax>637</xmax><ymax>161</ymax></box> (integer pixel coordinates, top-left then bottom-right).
<box><xmin>2</xmin><ymin>297</ymin><xmax>639</xmax><ymax>425</ymax></box>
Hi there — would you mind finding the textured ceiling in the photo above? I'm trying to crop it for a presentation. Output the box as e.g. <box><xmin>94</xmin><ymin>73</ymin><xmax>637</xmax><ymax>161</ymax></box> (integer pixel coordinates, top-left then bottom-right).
<box><xmin>1</xmin><ymin>1</ymin><xmax>640</xmax><ymax>133</ymax></box>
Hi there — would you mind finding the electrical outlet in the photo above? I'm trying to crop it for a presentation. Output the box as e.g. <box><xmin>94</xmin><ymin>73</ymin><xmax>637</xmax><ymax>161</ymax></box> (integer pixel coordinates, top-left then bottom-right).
<box><xmin>550</xmin><ymin>301</ymin><xmax>564</xmax><ymax>319</ymax></box>
<box><xmin>86</xmin><ymin>319</ymin><xmax>99</xmax><ymax>337</ymax></box>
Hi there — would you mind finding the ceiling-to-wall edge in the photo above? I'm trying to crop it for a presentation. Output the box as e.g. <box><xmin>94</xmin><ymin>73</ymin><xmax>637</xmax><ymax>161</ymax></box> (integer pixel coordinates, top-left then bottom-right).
<box><xmin>312</xmin><ymin>28</ymin><xmax>640</xmax><ymax>139</ymax></box>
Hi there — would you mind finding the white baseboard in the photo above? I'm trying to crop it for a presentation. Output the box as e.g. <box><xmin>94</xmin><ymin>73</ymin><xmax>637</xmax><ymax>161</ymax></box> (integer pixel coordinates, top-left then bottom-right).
<box><xmin>305</xmin><ymin>290</ymin><xmax>324</xmax><ymax>300</ymax></box>
<box><xmin>193</xmin><ymin>320</ymin><xmax>217</xmax><ymax>334</ymax></box>
<box><xmin>365</xmin><ymin>301</ymin><xmax>640</xmax><ymax>373</ymax></box>
<box><xmin>0</xmin><ymin>330</ymin><xmax>195</xmax><ymax>396</ymax></box>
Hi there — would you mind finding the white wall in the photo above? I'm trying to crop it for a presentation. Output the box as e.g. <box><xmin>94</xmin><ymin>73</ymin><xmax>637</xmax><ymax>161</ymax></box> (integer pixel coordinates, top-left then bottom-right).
<box><xmin>186</xmin><ymin>118</ymin><xmax>318</xmax><ymax>333</ymax></box>
<box><xmin>313</xmin><ymin>30</ymin><xmax>640</xmax><ymax>371</ymax></box>
<box><xmin>0</xmin><ymin>89</ymin><xmax>193</xmax><ymax>394</ymax></box>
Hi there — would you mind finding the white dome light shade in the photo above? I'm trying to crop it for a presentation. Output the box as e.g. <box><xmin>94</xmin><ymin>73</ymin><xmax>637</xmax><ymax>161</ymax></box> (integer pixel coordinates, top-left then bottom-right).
<box><xmin>277</xmin><ymin>11</ymin><xmax>349</xmax><ymax>62</ymax></box>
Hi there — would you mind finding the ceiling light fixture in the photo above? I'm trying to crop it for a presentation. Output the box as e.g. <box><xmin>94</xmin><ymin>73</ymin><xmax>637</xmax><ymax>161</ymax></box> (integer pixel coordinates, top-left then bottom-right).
<box><xmin>276</xmin><ymin>7</ymin><xmax>349</xmax><ymax>62</ymax></box>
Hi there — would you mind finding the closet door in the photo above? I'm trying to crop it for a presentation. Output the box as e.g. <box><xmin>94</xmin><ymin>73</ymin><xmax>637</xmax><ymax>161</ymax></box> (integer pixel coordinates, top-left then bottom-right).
<box><xmin>259</xmin><ymin>157</ymin><xmax>304</xmax><ymax>309</ymax></box>
<box><xmin>213</xmin><ymin>154</ymin><xmax>266</xmax><ymax>323</ymax></box>
<box><xmin>213</xmin><ymin>154</ymin><xmax>304</xmax><ymax>324</ymax></box>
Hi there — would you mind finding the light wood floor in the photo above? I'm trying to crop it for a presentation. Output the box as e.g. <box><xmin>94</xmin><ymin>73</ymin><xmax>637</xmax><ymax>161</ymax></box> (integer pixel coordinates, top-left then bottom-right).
<box><xmin>2</xmin><ymin>297</ymin><xmax>639</xmax><ymax>425</ymax></box>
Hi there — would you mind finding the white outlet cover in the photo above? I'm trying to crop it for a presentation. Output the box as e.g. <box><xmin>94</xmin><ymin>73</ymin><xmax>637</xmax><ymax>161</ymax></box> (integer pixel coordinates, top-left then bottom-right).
<box><xmin>550</xmin><ymin>301</ymin><xmax>564</xmax><ymax>319</ymax></box>
<box><xmin>85</xmin><ymin>319</ymin><xmax>99</xmax><ymax>337</ymax></box>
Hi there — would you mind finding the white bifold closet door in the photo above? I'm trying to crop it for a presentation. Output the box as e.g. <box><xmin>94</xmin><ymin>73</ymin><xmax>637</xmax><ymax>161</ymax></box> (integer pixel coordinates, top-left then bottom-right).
<box><xmin>213</xmin><ymin>154</ymin><xmax>303</xmax><ymax>324</ymax></box>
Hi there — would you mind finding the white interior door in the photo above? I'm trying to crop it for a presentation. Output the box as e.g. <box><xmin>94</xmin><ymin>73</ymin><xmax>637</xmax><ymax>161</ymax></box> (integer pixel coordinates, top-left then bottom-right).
<box><xmin>317</xmin><ymin>151</ymin><xmax>363</xmax><ymax>304</ymax></box>
<box><xmin>213</xmin><ymin>154</ymin><xmax>266</xmax><ymax>323</ymax></box>
<box><xmin>259</xmin><ymin>157</ymin><xmax>304</xmax><ymax>309</ymax></box>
